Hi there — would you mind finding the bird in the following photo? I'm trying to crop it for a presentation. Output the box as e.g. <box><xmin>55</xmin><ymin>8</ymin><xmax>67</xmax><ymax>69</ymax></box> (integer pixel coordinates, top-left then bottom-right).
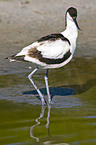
<box><xmin>6</xmin><ymin>7</ymin><xmax>80</xmax><ymax>105</ymax></box>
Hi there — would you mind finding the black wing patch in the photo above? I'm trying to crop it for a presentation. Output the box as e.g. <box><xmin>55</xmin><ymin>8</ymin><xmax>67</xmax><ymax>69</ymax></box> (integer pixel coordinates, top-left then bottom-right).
<box><xmin>39</xmin><ymin>50</ymin><xmax>71</xmax><ymax>64</ymax></box>
<box><xmin>28</xmin><ymin>48</ymin><xmax>71</xmax><ymax>64</ymax></box>
<box><xmin>37</xmin><ymin>33</ymin><xmax>70</xmax><ymax>45</ymax></box>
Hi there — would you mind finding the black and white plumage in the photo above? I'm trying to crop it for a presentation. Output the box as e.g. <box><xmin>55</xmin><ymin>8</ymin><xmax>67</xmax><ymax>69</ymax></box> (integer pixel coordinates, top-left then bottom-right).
<box><xmin>7</xmin><ymin>7</ymin><xmax>80</xmax><ymax>105</ymax></box>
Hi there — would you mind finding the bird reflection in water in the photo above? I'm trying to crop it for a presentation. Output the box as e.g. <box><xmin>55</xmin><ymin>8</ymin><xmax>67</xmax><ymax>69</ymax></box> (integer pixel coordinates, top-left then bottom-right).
<box><xmin>30</xmin><ymin>105</ymin><xmax>51</xmax><ymax>142</ymax></box>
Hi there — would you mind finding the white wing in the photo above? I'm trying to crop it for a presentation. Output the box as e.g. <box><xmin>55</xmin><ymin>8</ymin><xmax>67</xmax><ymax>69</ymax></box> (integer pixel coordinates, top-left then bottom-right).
<box><xmin>37</xmin><ymin>39</ymin><xmax>70</xmax><ymax>59</ymax></box>
<box><xmin>16</xmin><ymin>40</ymin><xmax>70</xmax><ymax>60</ymax></box>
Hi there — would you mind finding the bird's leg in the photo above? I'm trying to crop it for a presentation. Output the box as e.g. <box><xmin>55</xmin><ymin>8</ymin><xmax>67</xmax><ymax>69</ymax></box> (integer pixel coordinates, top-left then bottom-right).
<box><xmin>28</xmin><ymin>67</ymin><xmax>46</xmax><ymax>105</ymax></box>
<box><xmin>44</xmin><ymin>69</ymin><xmax>51</xmax><ymax>104</ymax></box>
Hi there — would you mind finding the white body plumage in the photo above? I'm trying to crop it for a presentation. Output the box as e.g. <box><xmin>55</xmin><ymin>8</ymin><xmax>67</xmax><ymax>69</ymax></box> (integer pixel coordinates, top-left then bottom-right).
<box><xmin>13</xmin><ymin>12</ymin><xmax>78</xmax><ymax>69</ymax></box>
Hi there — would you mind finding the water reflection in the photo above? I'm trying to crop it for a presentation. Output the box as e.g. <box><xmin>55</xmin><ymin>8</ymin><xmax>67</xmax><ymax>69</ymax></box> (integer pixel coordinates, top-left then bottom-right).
<box><xmin>30</xmin><ymin>105</ymin><xmax>71</xmax><ymax>145</ymax></box>
<box><xmin>30</xmin><ymin>105</ymin><xmax>51</xmax><ymax>142</ymax></box>
<box><xmin>43</xmin><ymin>141</ymin><xmax>70</xmax><ymax>145</ymax></box>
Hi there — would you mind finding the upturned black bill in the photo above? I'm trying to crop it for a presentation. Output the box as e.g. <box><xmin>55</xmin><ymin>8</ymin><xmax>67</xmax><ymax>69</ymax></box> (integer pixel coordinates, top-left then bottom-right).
<box><xmin>73</xmin><ymin>18</ymin><xmax>81</xmax><ymax>30</ymax></box>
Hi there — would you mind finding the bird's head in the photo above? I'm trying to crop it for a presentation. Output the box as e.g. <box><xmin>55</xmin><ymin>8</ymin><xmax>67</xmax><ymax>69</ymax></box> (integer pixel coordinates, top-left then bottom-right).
<box><xmin>65</xmin><ymin>7</ymin><xmax>81</xmax><ymax>30</ymax></box>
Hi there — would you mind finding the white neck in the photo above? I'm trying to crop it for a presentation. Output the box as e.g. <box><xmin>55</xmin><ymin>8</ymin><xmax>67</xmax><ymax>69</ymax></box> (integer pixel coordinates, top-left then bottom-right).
<box><xmin>61</xmin><ymin>13</ymin><xmax>78</xmax><ymax>54</ymax></box>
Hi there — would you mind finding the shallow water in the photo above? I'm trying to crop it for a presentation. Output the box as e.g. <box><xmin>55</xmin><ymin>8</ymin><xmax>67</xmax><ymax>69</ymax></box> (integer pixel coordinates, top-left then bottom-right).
<box><xmin>0</xmin><ymin>57</ymin><xmax>96</xmax><ymax>145</ymax></box>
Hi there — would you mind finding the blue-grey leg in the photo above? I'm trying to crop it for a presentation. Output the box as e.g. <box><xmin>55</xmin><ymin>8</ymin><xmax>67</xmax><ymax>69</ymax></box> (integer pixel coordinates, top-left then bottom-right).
<box><xmin>28</xmin><ymin>67</ymin><xmax>46</xmax><ymax>105</ymax></box>
<box><xmin>44</xmin><ymin>69</ymin><xmax>51</xmax><ymax>104</ymax></box>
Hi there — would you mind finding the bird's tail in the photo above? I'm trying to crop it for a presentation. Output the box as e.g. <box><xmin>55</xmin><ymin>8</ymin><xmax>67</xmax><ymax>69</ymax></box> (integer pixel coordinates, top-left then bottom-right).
<box><xmin>5</xmin><ymin>55</ymin><xmax>25</xmax><ymax>62</ymax></box>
